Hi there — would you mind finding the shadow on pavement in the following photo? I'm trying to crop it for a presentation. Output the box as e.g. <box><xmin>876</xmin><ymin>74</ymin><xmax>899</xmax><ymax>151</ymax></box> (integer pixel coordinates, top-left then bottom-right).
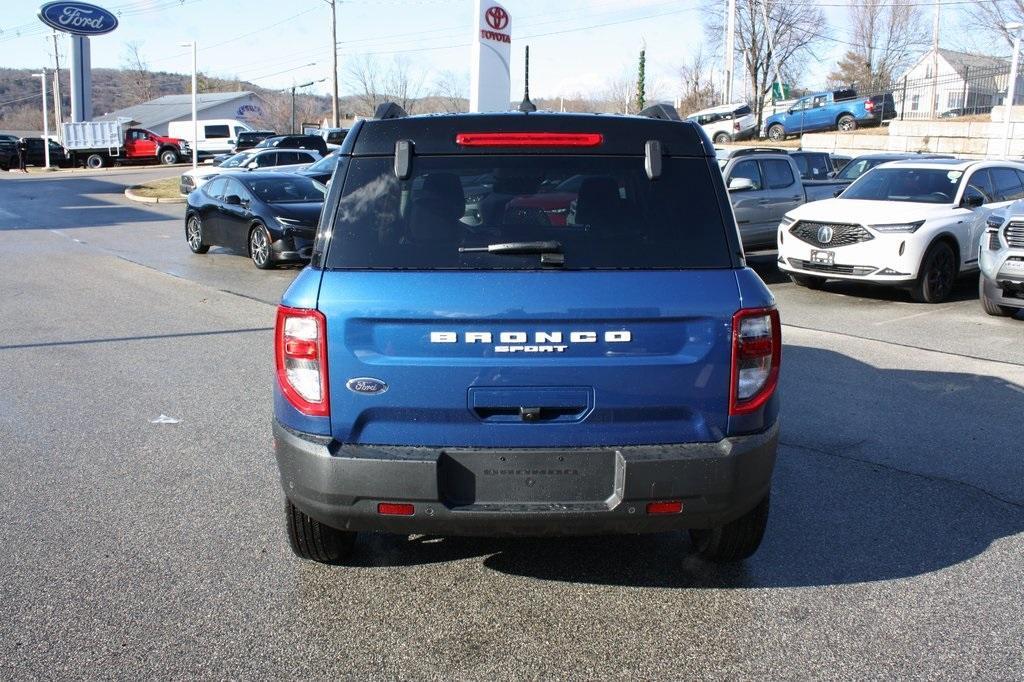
<box><xmin>344</xmin><ymin>345</ymin><xmax>1024</xmax><ymax>588</ymax></box>
<box><xmin>0</xmin><ymin>177</ymin><xmax>171</xmax><ymax>230</ymax></box>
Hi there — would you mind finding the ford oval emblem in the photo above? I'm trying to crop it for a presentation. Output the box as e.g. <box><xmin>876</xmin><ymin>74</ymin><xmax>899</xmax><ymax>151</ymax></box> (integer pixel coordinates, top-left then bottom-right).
<box><xmin>346</xmin><ymin>377</ymin><xmax>388</xmax><ymax>395</ymax></box>
<box><xmin>38</xmin><ymin>1</ymin><xmax>119</xmax><ymax>36</ymax></box>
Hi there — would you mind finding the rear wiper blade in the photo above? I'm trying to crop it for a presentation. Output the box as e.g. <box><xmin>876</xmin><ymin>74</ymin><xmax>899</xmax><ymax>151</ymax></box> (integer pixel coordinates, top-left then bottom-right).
<box><xmin>458</xmin><ymin>240</ymin><xmax>562</xmax><ymax>254</ymax></box>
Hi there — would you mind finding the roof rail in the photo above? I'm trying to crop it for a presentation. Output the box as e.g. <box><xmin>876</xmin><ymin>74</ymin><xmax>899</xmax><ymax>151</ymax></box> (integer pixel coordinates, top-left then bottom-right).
<box><xmin>728</xmin><ymin>147</ymin><xmax>787</xmax><ymax>158</ymax></box>
<box><xmin>638</xmin><ymin>103</ymin><xmax>681</xmax><ymax>121</ymax></box>
<box><xmin>374</xmin><ymin>102</ymin><xmax>408</xmax><ymax>120</ymax></box>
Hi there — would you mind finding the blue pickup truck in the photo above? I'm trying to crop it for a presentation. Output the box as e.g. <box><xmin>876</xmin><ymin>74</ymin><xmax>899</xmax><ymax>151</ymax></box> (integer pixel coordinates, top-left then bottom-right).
<box><xmin>272</xmin><ymin>106</ymin><xmax>781</xmax><ymax>566</ymax></box>
<box><xmin>764</xmin><ymin>88</ymin><xmax>896</xmax><ymax>141</ymax></box>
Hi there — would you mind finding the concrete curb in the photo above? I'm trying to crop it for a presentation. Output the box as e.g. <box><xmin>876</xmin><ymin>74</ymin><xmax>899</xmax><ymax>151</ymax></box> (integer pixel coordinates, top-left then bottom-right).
<box><xmin>124</xmin><ymin>186</ymin><xmax>186</xmax><ymax>204</ymax></box>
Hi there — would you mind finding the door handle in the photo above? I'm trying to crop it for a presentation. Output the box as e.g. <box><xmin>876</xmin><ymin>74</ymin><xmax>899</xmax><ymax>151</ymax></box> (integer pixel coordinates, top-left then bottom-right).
<box><xmin>757</xmin><ymin>198</ymin><xmax>771</xmax><ymax>204</ymax></box>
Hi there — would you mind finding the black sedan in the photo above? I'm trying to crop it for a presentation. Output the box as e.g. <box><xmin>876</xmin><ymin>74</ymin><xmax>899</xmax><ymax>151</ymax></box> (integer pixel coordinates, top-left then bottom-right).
<box><xmin>290</xmin><ymin>152</ymin><xmax>339</xmax><ymax>184</ymax></box>
<box><xmin>184</xmin><ymin>172</ymin><xmax>325</xmax><ymax>269</ymax></box>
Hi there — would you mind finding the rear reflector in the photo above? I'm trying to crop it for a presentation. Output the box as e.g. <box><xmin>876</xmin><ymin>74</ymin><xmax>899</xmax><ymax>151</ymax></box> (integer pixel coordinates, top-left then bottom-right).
<box><xmin>455</xmin><ymin>132</ymin><xmax>603</xmax><ymax>148</ymax></box>
<box><xmin>730</xmin><ymin>307</ymin><xmax>781</xmax><ymax>416</ymax></box>
<box><xmin>378</xmin><ymin>502</ymin><xmax>415</xmax><ymax>516</ymax></box>
<box><xmin>646</xmin><ymin>500</ymin><xmax>683</xmax><ymax>515</ymax></box>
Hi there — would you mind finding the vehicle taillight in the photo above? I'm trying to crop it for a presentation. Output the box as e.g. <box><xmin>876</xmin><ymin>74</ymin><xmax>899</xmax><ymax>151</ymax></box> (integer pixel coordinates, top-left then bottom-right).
<box><xmin>455</xmin><ymin>132</ymin><xmax>603</xmax><ymax>147</ymax></box>
<box><xmin>864</xmin><ymin>98</ymin><xmax>875</xmax><ymax>113</ymax></box>
<box><xmin>729</xmin><ymin>308</ymin><xmax>781</xmax><ymax>416</ymax></box>
<box><xmin>733</xmin><ymin>121</ymin><xmax>741</xmax><ymax>132</ymax></box>
<box><xmin>275</xmin><ymin>306</ymin><xmax>329</xmax><ymax>417</ymax></box>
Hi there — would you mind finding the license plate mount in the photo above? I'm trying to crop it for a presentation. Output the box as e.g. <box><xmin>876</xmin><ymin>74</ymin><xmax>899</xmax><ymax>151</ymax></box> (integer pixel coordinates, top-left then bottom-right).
<box><xmin>810</xmin><ymin>249</ymin><xmax>835</xmax><ymax>266</ymax></box>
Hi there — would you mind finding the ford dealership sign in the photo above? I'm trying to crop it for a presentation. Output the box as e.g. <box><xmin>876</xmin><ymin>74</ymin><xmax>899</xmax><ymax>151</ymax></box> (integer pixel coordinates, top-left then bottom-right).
<box><xmin>38</xmin><ymin>1</ymin><xmax>118</xmax><ymax>36</ymax></box>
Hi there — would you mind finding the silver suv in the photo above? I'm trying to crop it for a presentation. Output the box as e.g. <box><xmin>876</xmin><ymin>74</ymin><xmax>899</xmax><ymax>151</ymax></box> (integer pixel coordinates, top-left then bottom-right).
<box><xmin>979</xmin><ymin>201</ymin><xmax>1024</xmax><ymax>317</ymax></box>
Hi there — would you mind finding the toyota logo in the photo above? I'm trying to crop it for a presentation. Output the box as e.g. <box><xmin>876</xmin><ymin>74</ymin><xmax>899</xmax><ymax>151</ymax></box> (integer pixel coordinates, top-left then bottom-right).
<box><xmin>485</xmin><ymin>6</ymin><xmax>509</xmax><ymax>30</ymax></box>
<box><xmin>817</xmin><ymin>225</ymin><xmax>834</xmax><ymax>244</ymax></box>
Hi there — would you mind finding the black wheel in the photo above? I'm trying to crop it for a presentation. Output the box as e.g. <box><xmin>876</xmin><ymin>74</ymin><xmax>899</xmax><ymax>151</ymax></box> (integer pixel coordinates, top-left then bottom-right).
<box><xmin>690</xmin><ymin>493</ymin><xmax>770</xmax><ymax>563</ymax></box>
<box><xmin>789</xmin><ymin>273</ymin><xmax>826</xmax><ymax>289</ymax></box>
<box><xmin>249</xmin><ymin>223</ymin><xmax>274</xmax><ymax>269</ymax></box>
<box><xmin>837</xmin><ymin>114</ymin><xmax>856</xmax><ymax>132</ymax></box>
<box><xmin>286</xmin><ymin>498</ymin><xmax>356</xmax><ymax>564</ymax></box>
<box><xmin>979</xmin><ymin>277</ymin><xmax>1017</xmax><ymax>317</ymax></box>
<box><xmin>713</xmin><ymin>132</ymin><xmax>732</xmax><ymax>144</ymax></box>
<box><xmin>767</xmin><ymin>125</ymin><xmax>785</xmax><ymax>142</ymax></box>
<box><xmin>910</xmin><ymin>241</ymin><xmax>957</xmax><ymax>303</ymax></box>
<box><xmin>86</xmin><ymin>153</ymin><xmax>105</xmax><ymax>169</ymax></box>
<box><xmin>159</xmin><ymin>148</ymin><xmax>179</xmax><ymax>165</ymax></box>
<box><xmin>185</xmin><ymin>214</ymin><xmax>209</xmax><ymax>254</ymax></box>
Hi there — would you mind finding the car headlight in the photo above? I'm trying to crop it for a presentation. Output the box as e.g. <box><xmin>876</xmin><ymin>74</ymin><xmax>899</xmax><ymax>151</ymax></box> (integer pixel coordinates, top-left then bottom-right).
<box><xmin>780</xmin><ymin>214</ymin><xmax>797</xmax><ymax>228</ymax></box>
<box><xmin>276</xmin><ymin>216</ymin><xmax>302</xmax><ymax>227</ymax></box>
<box><xmin>869</xmin><ymin>220</ymin><xmax>924</xmax><ymax>233</ymax></box>
<box><xmin>986</xmin><ymin>214</ymin><xmax>1006</xmax><ymax>230</ymax></box>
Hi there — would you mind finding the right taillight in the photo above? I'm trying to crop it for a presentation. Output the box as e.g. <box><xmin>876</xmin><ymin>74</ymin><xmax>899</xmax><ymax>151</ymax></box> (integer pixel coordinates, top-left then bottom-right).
<box><xmin>730</xmin><ymin>308</ymin><xmax>781</xmax><ymax>416</ymax></box>
<box><xmin>275</xmin><ymin>306</ymin><xmax>329</xmax><ymax>417</ymax></box>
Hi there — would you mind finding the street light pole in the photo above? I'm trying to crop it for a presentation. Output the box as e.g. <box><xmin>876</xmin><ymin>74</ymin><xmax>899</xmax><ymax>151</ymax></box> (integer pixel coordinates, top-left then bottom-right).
<box><xmin>328</xmin><ymin>0</ymin><xmax>339</xmax><ymax>128</ymax></box>
<box><xmin>32</xmin><ymin>70</ymin><xmax>51</xmax><ymax>168</ymax></box>
<box><xmin>1003</xmin><ymin>22</ymin><xmax>1023</xmax><ymax>158</ymax></box>
<box><xmin>291</xmin><ymin>79</ymin><xmax>326</xmax><ymax>134</ymax></box>
<box><xmin>181</xmin><ymin>41</ymin><xmax>198</xmax><ymax>169</ymax></box>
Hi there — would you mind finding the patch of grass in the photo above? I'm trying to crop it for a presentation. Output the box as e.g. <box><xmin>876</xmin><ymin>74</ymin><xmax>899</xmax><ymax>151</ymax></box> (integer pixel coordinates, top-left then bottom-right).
<box><xmin>131</xmin><ymin>176</ymin><xmax>181</xmax><ymax>199</ymax></box>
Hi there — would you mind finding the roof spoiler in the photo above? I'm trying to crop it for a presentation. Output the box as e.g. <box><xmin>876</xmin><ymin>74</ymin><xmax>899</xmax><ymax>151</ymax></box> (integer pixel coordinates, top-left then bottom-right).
<box><xmin>374</xmin><ymin>102</ymin><xmax>408</xmax><ymax>120</ymax></box>
<box><xmin>638</xmin><ymin>104</ymin><xmax>680</xmax><ymax>121</ymax></box>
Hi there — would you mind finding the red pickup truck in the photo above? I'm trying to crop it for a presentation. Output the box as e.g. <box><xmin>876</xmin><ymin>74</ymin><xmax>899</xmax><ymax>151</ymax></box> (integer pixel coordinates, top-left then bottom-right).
<box><xmin>62</xmin><ymin>121</ymin><xmax>190</xmax><ymax>169</ymax></box>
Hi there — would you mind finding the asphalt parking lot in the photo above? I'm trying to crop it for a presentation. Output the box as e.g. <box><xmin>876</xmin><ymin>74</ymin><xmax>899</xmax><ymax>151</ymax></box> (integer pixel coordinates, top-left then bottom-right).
<box><xmin>1</xmin><ymin>169</ymin><xmax>1022</xmax><ymax>678</ymax></box>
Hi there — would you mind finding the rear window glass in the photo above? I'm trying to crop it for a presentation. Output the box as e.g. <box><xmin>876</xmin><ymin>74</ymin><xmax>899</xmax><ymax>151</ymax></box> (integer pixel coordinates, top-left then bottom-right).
<box><xmin>324</xmin><ymin>155</ymin><xmax>731</xmax><ymax>270</ymax></box>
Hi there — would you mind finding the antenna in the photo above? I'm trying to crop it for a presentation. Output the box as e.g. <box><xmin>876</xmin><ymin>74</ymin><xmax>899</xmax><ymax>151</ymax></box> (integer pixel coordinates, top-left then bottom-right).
<box><xmin>519</xmin><ymin>45</ymin><xmax>537</xmax><ymax>113</ymax></box>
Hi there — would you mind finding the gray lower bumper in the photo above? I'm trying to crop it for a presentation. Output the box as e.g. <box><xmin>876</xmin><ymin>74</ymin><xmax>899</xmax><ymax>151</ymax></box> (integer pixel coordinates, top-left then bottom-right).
<box><xmin>983</xmin><ymin>274</ymin><xmax>1024</xmax><ymax>310</ymax></box>
<box><xmin>274</xmin><ymin>421</ymin><xmax>779</xmax><ymax>537</ymax></box>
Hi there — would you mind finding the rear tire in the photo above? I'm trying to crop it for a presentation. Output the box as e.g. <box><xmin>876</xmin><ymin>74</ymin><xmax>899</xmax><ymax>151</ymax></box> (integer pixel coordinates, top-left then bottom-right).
<box><xmin>286</xmin><ymin>498</ymin><xmax>356</xmax><ymax>564</ymax></box>
<box><xmin>979</xmin><ymin>277</ymin><xmax>1017</xmax><ymax>316</ymax></box>
<box><xmin>713</xmin><ymin>132</ymin><xmax>732</xmax><ymax>144</ymax></box>
<box><xmin>185</xmin><ymin>214</ymin><xmax>209</xmax><ymax>254</ymax></box>
<box><xmin>86</xmin><ymin>153</ymin><xmax>105</xmax><ymax>169</ymax></box>
<box><xmin>837</xmin><ymin>114</ymin><xmax>856</xmax><ymax>132</ymax></box>
<box><xmin>249</xmin><ymin>223</ymin><xmax>274</xmax><ymax>269</ymax></box>
<box><xmin>690</xmin><ymin>493</ymin><xmax>770</xmax><ymax>563</ymax></box>
<box><xmin>910</xmin><ymin>241</ymin><xmax>957</xmax><ymax>303</ymax></box>
<box><xmin>159</xmin><ymin>148</ymin><xmax>179</xmax><ymax>165</ymax></box>
<box><xmin>767</xmin><ymin>125</ymin><xmax>785</xmax><ymax>142</ymax></box>
<box><xmin>789</xmin><ymin>273</ymin><xmax>826</xmax><ymax>289</ymax></box>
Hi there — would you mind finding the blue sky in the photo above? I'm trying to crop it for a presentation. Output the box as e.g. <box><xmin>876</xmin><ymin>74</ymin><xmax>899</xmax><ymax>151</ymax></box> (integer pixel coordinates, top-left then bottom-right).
<box><xmin>0</xmin><ymin>0</ymin><xmax>971</xmax><ymax>101</ymax></box>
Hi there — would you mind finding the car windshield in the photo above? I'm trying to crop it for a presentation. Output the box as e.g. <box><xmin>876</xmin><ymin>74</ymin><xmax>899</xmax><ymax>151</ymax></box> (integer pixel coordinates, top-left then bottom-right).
<box><xmin>842</xmin><ymin>167</ymin><xmax>964</xmax><ymax>204</ymax></box>
<box><xmin>305</xmin><ymin>154</ymin><xmax>339</xmax><ymax>173</ymax></box>
<box><xmin>244</xmin><ymin>176</ymin><xmax>325</xmax><ymax>203</ymax></box>
<box><xmin>219</xmin><ymin>151</ymin><xmax>256</xmax><ymax>168</ymax></box>
<box><xmin>324</xmin><ymin>155</ymin><xmax>732</xmax><ymax>270</ymax></box>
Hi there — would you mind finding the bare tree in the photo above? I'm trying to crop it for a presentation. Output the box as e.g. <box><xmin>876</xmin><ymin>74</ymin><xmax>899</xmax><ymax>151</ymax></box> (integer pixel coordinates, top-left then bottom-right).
<box><xmin>120</xmin><ymin>41</ymin><xmax>156</xmax><ymax>103</ymax></box>
<box><xmin>251</xmin><ymin>91</ymin><xmax>328</xmax><ymax>134</ymax></box>
<box><xmin>345</xmin><ymin>55</ymin><xmax>428</xmax><ymax>117</ymax></box>
<box><xmin>432</xmin><ymin>69</ymin><xmax>468</xmax><ymax>113</ymax></box>
<box><xmin>960</xmin><ymin>0</ymin><xmax>1024</xmax><ymax>52</ymax></box>
<box><xmin>704</xmin><ymin>0</ymin><xmax>826</xmax><ymax>130</ymax></box>
<box><xmin>828</xmin><ymin>0</ymin><xmax>925</xmax><ymax>91</ymax></box>
<box><xmin>677</xmin><ymin>48</ymin><xmax>721</xmax><ymax>115</ymax></box>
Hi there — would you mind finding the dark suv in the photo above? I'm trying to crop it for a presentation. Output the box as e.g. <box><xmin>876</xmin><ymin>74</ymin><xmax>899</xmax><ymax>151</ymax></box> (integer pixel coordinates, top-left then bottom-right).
<box><xmin>234</xmin><ymin>130</ymin><xmax>275</xmax><ymax>153</ymax></box>
<box><xmin>273</xmin><ymin>107</ymin><xmax>781</xmax><ymax>566</ymax></box>
<box><xmin>256</xmin><ymin>134</ymin><xmax>328</xmax><ymax>156</ymax></box>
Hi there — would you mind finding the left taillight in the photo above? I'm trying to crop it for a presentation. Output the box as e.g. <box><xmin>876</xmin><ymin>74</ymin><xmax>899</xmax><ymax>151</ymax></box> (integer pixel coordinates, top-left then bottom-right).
<box><xmin>864</xmin><ymin>98</ymin><xmax>875</xmax><ymax>113</ymax></box>
<box><xmin>275</xmin><ymin>306</ymin><xmax>329</xmax><ymax>417</ymax></box>
<box><xmin>729</xmin><ymin>307</ymin><xmax>781</xmax><ymax>416</ymax></box>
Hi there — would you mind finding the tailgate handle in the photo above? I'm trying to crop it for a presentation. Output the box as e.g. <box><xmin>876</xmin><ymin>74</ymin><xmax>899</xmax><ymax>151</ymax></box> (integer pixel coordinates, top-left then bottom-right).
<box><xmin>472</xmin><ymin>405</ymin><xmax>586</xmax><ymax>423</ymax></box>
<box><xmin>468</xmin><ymin>387</ymin><xmax>593</xmax><ymax>424</ymax></box>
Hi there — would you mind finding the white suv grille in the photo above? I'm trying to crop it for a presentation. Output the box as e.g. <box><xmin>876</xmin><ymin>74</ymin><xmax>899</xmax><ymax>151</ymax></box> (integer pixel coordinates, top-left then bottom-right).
<box><xmin>1006</xmin><ymin>222</ymin><xmax>1024</xmax><ymax>249</ymax></box>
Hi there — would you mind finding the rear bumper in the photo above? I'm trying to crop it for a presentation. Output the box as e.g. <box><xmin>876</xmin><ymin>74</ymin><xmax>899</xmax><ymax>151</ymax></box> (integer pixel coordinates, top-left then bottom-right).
<box><xmin>273</xmin><ymin>420</ymin><xmax>779</xmax><ymax>537</ymax></box>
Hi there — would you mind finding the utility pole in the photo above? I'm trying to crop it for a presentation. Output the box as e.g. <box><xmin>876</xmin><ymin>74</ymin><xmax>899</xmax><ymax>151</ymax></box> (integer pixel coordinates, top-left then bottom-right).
<box><xmin>759</xmin><ymin>0</ymin><xmax>784</xmax><ymax>117</ymax></box>
<box><xmin>180</xmin><ymin>41</ymin><xmax>198</xmax><ymax>169</ymax></box>
<box><xmin>33</xmin><ymin>70</ymin><xmax>51</xmax><ymax>168</ymax></box>
<box><xmin>724</xmin><ymin>0</ymin><xmax>735</xmax><ymax>104</ymax></box>
<box><xmin>51</xmin><ymin>32</ymin><xmax>63</xmax><ymax>142</ymax></box>
<box><xmin>328</xmin><ymin>0</ymin><xmax>339</xmax><ymax>128</ymax></box>
<box><xmin>931</xmin><ymin>0</ymin><xmax>940</xmax><ymax>118</ymax></box>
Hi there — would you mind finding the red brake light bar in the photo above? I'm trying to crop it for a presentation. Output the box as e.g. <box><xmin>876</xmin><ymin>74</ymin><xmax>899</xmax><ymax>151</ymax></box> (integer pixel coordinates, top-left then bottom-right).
<box><xmin>455</xmin><ymin>132</ymin><xmax>604</xmax><ymax>148</ymax></box>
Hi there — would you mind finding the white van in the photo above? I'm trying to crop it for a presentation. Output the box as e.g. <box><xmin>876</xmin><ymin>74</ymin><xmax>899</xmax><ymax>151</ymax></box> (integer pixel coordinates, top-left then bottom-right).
<box><xmin>167</xmin><ymin>119</ymin><xmax>254</xmax><ymax>159</ymax></box>
<box><xmin>686</xmin><ymin>103</ymin><xmax>757</xmax><ymax>144</ymax></box>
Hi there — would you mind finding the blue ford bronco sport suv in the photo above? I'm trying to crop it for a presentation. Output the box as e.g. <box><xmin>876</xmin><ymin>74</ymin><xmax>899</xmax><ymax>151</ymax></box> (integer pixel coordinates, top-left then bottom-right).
<box><xmin>273</xmin><ymin>104</ymin><xmax>781</xmax><ymax>564</ymax></box>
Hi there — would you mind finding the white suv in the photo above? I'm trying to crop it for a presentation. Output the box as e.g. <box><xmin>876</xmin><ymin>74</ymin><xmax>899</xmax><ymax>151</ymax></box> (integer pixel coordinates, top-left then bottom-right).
<box><xmin>777</xmin><ymin>159</ymin><xmax>1024</xmax><ymax>303</ymax></box>
<box><xmin>686</xmin><ymin>103</ymin><xmax>756</xmax><ymax>144</ymax></box>
<box><xmin>979</xmin><ymin>201</ymin><xmax>1024</xmax><ymax>317</ymax></box>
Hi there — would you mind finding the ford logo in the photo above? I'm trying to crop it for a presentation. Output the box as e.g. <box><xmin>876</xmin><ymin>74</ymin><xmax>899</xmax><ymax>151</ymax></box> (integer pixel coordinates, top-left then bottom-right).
<box><xmin>38</xmin><ymin>1</ymin><xmax>119</xmax><ymax>36</ymax></box>
<box><xmin>346</xmin><ymin>377</ymin><xmax>388</xmax><ymax>395</ymax></box>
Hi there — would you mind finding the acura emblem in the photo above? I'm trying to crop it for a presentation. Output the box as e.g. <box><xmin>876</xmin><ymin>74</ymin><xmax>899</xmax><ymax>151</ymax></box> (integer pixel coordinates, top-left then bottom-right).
<box><xmin>817</xmin><ymin>225</ymin><xmax>835</xmax><ymax>244</ymax></box>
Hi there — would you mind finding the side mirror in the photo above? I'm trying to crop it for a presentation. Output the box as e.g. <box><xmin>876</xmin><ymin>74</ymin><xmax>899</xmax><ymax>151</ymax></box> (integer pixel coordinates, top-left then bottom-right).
<box><xmin>224</xmin><ymin>195</ymin><xmax>242</xmax><ymax>206</ymax></box>
<box><xmin>962</xmin><ymin>193</ymin><xmax>984</xmax><ymax>208</ymax></box>
<box><xmin>833</xmin><ymin>188</ymin><xmax>844</xmax><ymax>198</ymax></box>
<box><xmin>728</xmin><ymin>177</ymin><xmax>756</xmax><ymax>192</ymax></box>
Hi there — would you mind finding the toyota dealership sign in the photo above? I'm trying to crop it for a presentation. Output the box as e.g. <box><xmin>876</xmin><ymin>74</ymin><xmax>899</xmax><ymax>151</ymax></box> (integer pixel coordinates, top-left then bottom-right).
<box><xmin>470</xmin><ymin>0</ymin><xmax>511</xmax><ymax>112</ymax></box>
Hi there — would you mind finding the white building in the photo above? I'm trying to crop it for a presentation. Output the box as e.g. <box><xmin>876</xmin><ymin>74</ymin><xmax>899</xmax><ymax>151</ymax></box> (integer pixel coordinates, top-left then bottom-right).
<box><xmin>896</xmin><ymin>49</ymin><xmax>1021</xmax><ymax>119</ymax></box>
<box><xmin>96</xmin><ymin>91</ymin><xmax>267</xmax><ymax>135</ymax></box>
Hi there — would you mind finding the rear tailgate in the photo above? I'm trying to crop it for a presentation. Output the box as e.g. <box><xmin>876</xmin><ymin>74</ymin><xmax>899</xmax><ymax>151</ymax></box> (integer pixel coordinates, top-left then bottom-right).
<box><xmin>318</xmin><ymin>270</ymin><xmax>739</xmax><ymax>447</ymax></box>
